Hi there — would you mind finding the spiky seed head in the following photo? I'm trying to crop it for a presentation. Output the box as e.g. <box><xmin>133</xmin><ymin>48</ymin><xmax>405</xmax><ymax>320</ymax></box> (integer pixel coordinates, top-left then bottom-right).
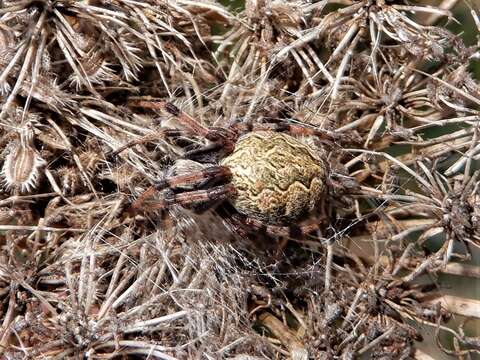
<box><xmin>0</xmin><ymin>25</ymin><xmax>14</xmax><ymax>55</ymax></box>
<box><xmin>100</xmin><ymin>164</ymin><xmax>142</xmax><ymax>192</ymax></box>
<box><xmin>1</xmin><ymin>122</ymin><xmax>46</xmax><ymax>193</ymax></box>
<box><xmin>0</xmin><ymin>206</ymin><xmax>16</xmax><ymax>223</ymax></box>
<box><xmin>269</xmin><ymin>1</ymin><xmax>302</xmax><ymax>29</ymax></box>
<box><xmin>0</xmin><ymin>25</ymin><xmax>14</xmax><ymax>94</ymax></box>
<box><xmin>78</xmin><ymin>150</ymin><xmax>101</xmax><ymax>175</ymax></box>
<box><xmin>69</xmin><ymin>49</ymin><xmax>115</xmax><ymax>89</ymax></box>
<box><xmin>63</xmin><ymin>15</ymin><xmax>115</xmax><ymax>88</ymax></box>
<box><xmin>56</xmin><ymin>166</ymin><xmax>80</xmax><ymax>196</ymax></box>
<box><xmin>56</xmin><ymin>151</ymin><xmax>101</xmax><ymax>195</ymax></box>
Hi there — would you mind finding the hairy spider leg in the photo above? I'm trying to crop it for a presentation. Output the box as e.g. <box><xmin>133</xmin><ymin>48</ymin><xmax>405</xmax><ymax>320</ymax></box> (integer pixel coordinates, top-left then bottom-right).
<box><xmin>154</xmin><ymin>166</ymin><xmax>232</xmax><ymax>191</ymax></box>
<box><xmin>112</xmin><ymin>100</ymin><xmax>236</xmax><ymax>158</ymax></box>
<box><xmin>183</xmin><ymin>141</ymin><xmax>226</xmax><ymax>159</ymax></box>
<box><xmin>164</xmin><ymin>102</ymin><xmax>238</xmax><ymax>145</ymax></box>
<box><xmin>127</xmin><ymin>98</ymin><xmax>212</xmax><ymax>137</ymax></box>
<box><xmin>232</xmin><ymin>122</ymin><xmax>339</xmax><ymax>143</ymax></box>
<box><xmin>129</xmin><ymin>166</ymin><xmax>232</xmax><ymax>213</ymax></box>
<box><xmin>228</xmin><ymin>213</ymin><xmax>321</xmax><ymax>238</ymax></box>
<box><xmin>109</xmin><ymin>128</ymin><xmax>186</xmax><ymax>157</ymax></box>
<box><xmin>131</xmin><ymin>183</ymin><xmax>236</xmax><ymax>212</ymax></box>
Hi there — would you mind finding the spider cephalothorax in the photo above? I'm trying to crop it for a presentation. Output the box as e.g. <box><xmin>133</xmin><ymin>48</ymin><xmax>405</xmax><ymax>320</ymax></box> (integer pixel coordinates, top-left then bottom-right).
<box><xmin>115</xmin><ymin>101</ymin><xmax>332</xmax><ymax>236</ymax></box>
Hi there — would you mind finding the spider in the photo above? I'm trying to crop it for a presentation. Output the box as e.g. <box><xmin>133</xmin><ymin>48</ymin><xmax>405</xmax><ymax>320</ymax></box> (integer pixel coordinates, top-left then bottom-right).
<box><xmin>113</xmin><ymin>101</ymin><xmax>336</xmax><ymax>237</ymax></box>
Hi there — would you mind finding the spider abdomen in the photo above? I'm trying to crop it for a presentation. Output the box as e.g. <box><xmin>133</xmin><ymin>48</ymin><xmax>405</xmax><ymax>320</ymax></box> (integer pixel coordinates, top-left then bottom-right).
<box><xmin>220</xmin><ymin>131</ymin><xmax>326</xmax><ymax>224</ymax></box>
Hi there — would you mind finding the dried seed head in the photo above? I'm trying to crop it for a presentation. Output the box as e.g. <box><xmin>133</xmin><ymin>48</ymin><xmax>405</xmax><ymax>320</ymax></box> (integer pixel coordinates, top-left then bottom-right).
<box><xmin>1</xmin><ymin>122</ymin><xmax>46</xmax><ymax>193</ymax></box>
<box><xmin>63</xmin><ymin>15</ymin><xmax>116</xmax><ymax>88</ymax></box>
<box><xmin>56</xmin><ymin>150</ymin><xmax>102</xmax><ymax>195</ymax></box>
<box><xmin>68</xmin><ymin>49</ymin><xmax>116</xmax><ymax>89</ymax></box>
<box><xmin>19</xmin><ymin>75</ymin><xmax>73</xmax><ymax>111</ymax></box>
<box><xmin>0</xmin><ymin>25</ymin><xmax>13</xmax><ymax>50</ymax></box>
<box><xmin>0</xmin><ymin>206</ymin><xmax>16</xmax><ymax>223</ymax></box>
<box><xmin>79</xmin><ymin>150</ymin><xmax>102</xmax><ymax>176</ymax></box>
<box><xmin>100</xmin><ymin>164</ymin><xmax>142</xmax><ymax>192</ymax></box>
<box><xmin>0</xmin><ymin>25</ymin><xmax>15</xmax><ymax>95</ymax></box>
<box><xmin>56</xmin><ymin>166</ymin><xmax>81</xmax><ymax>196</ymax></box>
<box><xmin>0</xmin><ymin>205</ymin><xmax>32</xmax><ymax>225</ymax></box>
<box><xmin>270</xmin><ymin>1</ymin><xmax>302</xmax><ymax>29</ymax></box>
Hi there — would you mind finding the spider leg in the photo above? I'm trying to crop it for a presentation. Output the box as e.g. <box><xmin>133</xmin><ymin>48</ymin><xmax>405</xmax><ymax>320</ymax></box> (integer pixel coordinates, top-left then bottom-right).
<box><xmin>109</xmin><ymin>128</ymin><xmax>186</xmax><ymax>158</ymax></box>
<box><xmin>129</xmin><ymin>166</ymin><xmax>232</xmax><ymax>213</ymax></box>
<box><xmin>116</xmin><ymin>100</ymin><xmax>238</xmax><ymax>158</ymax></box>
<box><xmin>223</xmin><ymin>213</ymin><xmax>322</xmax><ymax>256</ymax></box>
<box><xmin>128</xmin><ymin>95</ymin><xmax>223</xmax><ymax>139</ymax></box>
<box><xmin>233</xmin><ymin>122</ymin><xmax>339</xmax><ymax>143</ymax></box>
<box><xmin>230</xmin><ymin>213</ymin><xmax>320</xmax><ymax>238</ymax></box>
<box><xmin>131</xmin><ymin>183</ymin><xmax>235</xmax><ymax>212</ymax></box>
<box><xmin>128</xmin><ymin>98</ymin><xmax>213</xmax><ymax>137</ymax></box>
<box><xmin>183</xmin><ymin>141</ymin><xmax>227</xmax><ymax>161</ymax></box>
<box><xmin>164</xmin><ymin>102</ymin><xmax>212</xmax><ymax>138</ymax></box>
<box><xmin>127</xmin><ymin>96</ymin><xmax>206</xmax><ymax>128</ymax></box>
<box><xmin>154</xmin><ymin>166</ymin><xmax>231</xmax><ymax>191</ymax></box>
<box><xmin>164</xmin><ymin>102</ymin><xmax>237</xmax><ymax>147</ymax></box>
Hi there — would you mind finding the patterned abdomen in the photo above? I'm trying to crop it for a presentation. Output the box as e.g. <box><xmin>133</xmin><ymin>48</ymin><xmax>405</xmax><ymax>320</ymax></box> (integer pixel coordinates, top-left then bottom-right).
<box><xmin>220</xmin><ymin>131</ymin><xmax>325</xmax><ymax>224</ymax></box>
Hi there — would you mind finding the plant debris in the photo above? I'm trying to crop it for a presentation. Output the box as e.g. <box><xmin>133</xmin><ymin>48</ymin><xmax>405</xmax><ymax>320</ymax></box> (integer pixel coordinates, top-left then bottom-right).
<box><xmin>0</xmin><ymin>0</ymin><xmax>479</xmax><ymax>359</ymax></box>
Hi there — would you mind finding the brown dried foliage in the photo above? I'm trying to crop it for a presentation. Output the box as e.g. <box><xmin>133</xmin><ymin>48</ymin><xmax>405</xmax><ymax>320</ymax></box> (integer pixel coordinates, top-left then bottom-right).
<box><xmin>0</xmin><ymin>0</ymin><xmax>479</xmax><ymax>359</ymax></box>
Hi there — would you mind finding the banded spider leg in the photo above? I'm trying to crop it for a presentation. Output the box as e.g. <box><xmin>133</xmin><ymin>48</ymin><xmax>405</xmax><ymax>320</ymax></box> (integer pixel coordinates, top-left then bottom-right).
<box><xmin>129</xmin><ymin>165</ymin><xmax>233</xmax><ymax>213</ymax></box>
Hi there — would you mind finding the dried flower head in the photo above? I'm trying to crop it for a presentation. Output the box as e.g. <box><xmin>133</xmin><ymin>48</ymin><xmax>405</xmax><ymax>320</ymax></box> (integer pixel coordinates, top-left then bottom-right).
<box><xmin>1</xmin><ymin>120</ymin><xmax>46</xmax><ymax>193</ymax></box>
<box><xmin>0</xmin><ymin>0</ymin><xmax>478</xmax><ymax>359</ymax></box>
<box><xmin>55</xmin><ymin>150</ymin><xmax>102</xmax><ymax>196</ymax></box>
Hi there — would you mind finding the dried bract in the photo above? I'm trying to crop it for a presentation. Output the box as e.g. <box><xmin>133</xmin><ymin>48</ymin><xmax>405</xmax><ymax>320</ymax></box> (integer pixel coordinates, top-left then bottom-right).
<box><xmin>1</xmin><ymin>120</ymin><xmax>46</xmax><ymax>193</ymax></box>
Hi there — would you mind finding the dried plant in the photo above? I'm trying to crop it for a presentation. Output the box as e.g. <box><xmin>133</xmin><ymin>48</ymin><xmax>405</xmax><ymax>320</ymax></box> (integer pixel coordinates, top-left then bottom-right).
<box><xmin>0</xmin><ymin>0</ymin><xmax>479</xmax><ymax>359</ymax></box>
<box><xmin>0</xmin><ymin>110</ymin><xmax>46</xmax><ymax>193</ymax></box>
